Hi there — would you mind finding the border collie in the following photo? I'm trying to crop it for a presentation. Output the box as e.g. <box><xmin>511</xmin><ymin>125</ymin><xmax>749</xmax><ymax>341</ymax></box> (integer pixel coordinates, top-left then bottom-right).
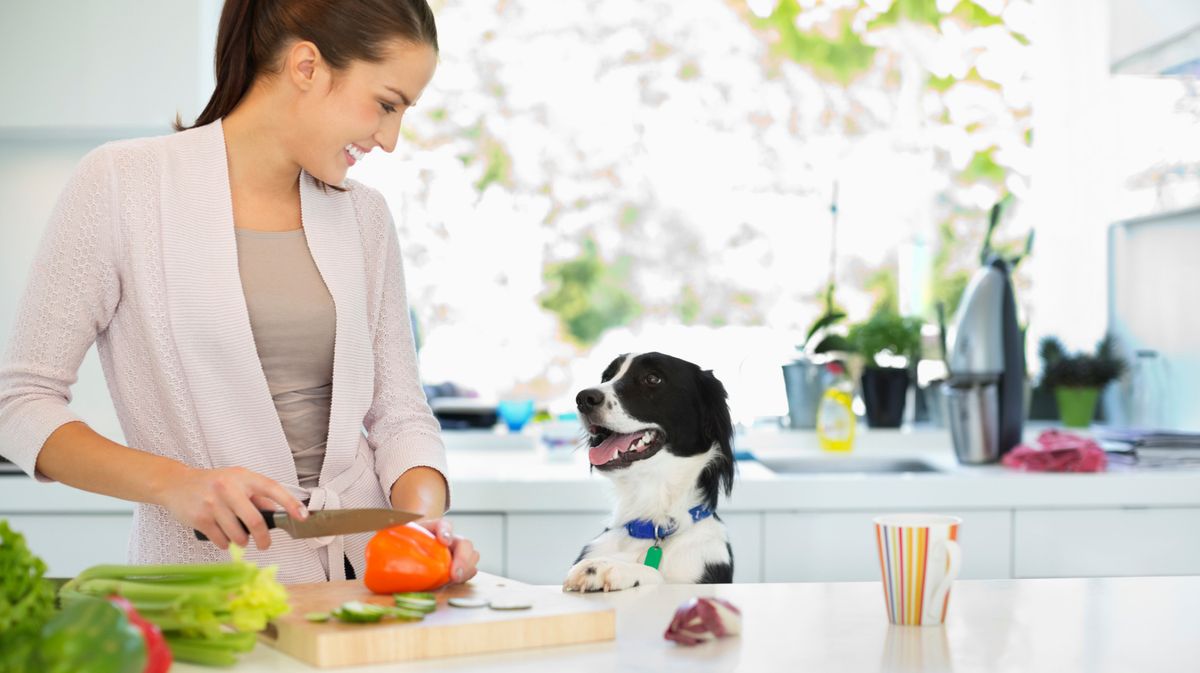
<box><xmin>563</xmin><ymin>352</ymin><xmax>736</xmax><ymax>592</ymax></box>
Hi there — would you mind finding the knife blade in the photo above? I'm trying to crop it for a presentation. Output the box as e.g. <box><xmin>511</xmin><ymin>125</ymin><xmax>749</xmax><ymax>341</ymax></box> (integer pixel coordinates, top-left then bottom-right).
<box><xmin>194</xmin><ymin>508</ymin><xmax>423</xmax><ymax>542</ymax></box>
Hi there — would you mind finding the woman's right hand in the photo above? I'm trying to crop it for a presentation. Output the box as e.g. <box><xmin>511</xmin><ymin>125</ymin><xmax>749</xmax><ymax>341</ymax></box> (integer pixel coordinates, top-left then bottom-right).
<box><xmin>160</xmin><ymin>466</ymin><xmax>308</xmax><ymax>551</ymax></box>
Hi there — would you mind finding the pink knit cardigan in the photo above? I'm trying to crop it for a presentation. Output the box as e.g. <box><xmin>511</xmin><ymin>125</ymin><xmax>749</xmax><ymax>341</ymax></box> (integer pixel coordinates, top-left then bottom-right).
<box><xmin>0</xmin><ymin>120</ymin><xmax>448</xmax><ymax>583</ymax></box>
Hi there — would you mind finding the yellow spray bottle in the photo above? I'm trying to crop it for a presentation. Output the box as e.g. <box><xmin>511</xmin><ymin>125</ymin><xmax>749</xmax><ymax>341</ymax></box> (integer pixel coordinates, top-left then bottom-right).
<box><xmin>816</xmin><ymin>361</ymin><xmax>856</xmax><ymax>453</ymax></box>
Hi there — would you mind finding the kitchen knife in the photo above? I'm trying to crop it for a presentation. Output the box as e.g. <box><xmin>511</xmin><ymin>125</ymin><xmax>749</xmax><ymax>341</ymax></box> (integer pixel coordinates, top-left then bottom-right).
<box><xmin>194</xmin><ymin>508</ymin><xmax>423</xmax><ymax>541</ymax></box>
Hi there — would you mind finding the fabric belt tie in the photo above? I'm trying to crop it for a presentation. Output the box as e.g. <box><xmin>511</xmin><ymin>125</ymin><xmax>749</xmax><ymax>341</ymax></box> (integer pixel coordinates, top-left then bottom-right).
<box><xmin>298</xmin><ymin>445</ymin><xmax>371</xmax><ymax>580</ymax></box>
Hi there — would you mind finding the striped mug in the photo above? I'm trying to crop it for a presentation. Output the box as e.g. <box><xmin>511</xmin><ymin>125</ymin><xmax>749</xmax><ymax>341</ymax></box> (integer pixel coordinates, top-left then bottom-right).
<box><xmin>874</xmin><ymin>514</ymin><xmax>962</xmax><ymax>626</ymax></box>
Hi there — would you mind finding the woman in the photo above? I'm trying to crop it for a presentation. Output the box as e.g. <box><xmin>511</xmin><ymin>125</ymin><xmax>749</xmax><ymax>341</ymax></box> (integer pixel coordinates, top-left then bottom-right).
<box><xmin>0</xmin><ymin>0</ymin><xmax>479</xmax><ymax>585</ymax></box>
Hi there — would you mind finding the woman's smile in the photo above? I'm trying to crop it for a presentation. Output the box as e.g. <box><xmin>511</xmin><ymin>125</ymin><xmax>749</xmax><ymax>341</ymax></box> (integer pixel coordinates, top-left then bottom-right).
<box><xmin>344</xmin><ymin>143</ymin><xmax>367</xmax><ymax>166</ymax></box>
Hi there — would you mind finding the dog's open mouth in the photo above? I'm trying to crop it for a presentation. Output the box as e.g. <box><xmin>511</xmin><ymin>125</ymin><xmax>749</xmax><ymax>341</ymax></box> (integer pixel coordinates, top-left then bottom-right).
<box><xmin>587</xmin><ymin>425</ymin><xmax>665</xmax><ymax>470</ymax></box>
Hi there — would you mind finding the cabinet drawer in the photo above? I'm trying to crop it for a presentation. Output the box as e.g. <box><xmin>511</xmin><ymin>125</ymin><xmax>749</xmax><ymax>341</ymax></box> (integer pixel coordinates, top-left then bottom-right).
<box><xmin>722</xmin><ymin>512</ymin><xmax>764</xmax><ymax>583</ymax></box>
<box><xmin>505</xmin><ymin>512</ymin><xmax>763</xmax><ymax>585</ymax></box>
<box><xmin>1013</xmin><ymin>508</ymin><xmax>1200</xmax><ymax>578</ymax></box>
<box><xmin>764</xmin><ymin>510</ymin><xmax>1012</xmax><ymax>582</ymax></box>
<box><xmin>444</xmin><ymin>513</ymin><xmax>505</xmax><ymax>577</ymax></box>
<box><xmin>507</xmin><ymin>513</ymin><xmax>612</xmax><ymax>585</ymax></box>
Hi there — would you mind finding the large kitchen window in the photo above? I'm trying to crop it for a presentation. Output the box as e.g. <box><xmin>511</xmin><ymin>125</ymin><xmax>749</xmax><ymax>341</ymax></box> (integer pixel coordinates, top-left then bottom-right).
<box><xmin>352</xmin><ymin>0</ymin><xmax>1047</xmax><ymax>420</ymax></box>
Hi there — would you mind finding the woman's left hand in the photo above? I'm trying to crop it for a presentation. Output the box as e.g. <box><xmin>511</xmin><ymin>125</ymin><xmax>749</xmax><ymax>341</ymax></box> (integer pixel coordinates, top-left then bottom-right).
<box><xmin>417</xmin><ymin>519</ymin><xmax>479</xmax><ymax>584</ymax></box>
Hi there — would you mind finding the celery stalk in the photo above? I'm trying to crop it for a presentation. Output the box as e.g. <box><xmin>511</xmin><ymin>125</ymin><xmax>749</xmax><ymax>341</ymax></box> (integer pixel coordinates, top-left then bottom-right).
<box><xmin>57</xmin><ymin>544</ymin><xmax>288</xmax><ymax>667</ymax></box>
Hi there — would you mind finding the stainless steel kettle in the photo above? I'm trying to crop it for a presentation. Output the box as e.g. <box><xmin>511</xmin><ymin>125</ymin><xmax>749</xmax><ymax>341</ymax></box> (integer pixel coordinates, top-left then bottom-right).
<box><xmin>944</xmin><ymin>258</ymin><xmax>1025</xmax><ymax>463</ymax></box>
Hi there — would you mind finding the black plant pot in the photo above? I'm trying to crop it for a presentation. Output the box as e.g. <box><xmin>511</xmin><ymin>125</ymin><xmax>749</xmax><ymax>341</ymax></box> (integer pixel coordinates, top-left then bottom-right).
<box><xmin>860</xmin><ymin>367</ymin><xmax>910</xmax><ymax>428</ymax></box>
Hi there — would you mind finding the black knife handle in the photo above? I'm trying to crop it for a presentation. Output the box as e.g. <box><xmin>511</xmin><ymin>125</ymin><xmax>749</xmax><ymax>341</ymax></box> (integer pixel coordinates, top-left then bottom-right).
<box><xmin>194</xmin><ymin>509</ymin><xmax>279</xmax><ymax>541</ymax></box>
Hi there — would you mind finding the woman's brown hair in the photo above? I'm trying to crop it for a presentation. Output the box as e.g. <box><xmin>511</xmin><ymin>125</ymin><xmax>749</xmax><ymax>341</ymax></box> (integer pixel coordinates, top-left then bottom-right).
<box><xmin>175</xmin><ymin>0</ymin><xmax>438</xmax><ymax>132</ymax></box>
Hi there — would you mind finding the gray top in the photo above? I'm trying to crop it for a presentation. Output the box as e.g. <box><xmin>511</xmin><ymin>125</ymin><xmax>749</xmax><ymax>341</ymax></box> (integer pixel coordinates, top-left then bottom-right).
<box><xmin>235</xmin><ymin>228</ymin><xmax>335</xmax><ymax>489</ymax></box>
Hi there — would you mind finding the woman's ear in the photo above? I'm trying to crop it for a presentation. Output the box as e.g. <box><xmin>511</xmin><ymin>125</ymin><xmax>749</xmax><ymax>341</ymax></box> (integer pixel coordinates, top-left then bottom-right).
<box><xmin>287</xmin><ymin>40</ymin><xmax>322</xmax><ymax>91</ymax></box>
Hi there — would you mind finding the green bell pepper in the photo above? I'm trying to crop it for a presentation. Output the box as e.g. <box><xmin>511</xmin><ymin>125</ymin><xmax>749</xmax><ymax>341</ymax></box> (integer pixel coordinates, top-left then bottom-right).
<box><xmin>38</xmin><ymin>596</ymin><xmax>146</xmax><ymax>673</ymax></box>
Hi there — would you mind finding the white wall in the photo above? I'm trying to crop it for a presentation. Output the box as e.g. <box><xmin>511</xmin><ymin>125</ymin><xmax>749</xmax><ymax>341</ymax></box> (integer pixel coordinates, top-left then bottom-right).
<box><xmin>0</xmin><ymin>1</ymin><xmax>222</xmax><ymax>448</ymax></box>
<box><xmin>1023</xmin><ymin>0</ymin><xmax>1116</xmax><ymax>358</ymax></box>
<box><xmin>0</xmin><ymin>1</ymin><xmax>217</xmax><ymax>131</ymax></box>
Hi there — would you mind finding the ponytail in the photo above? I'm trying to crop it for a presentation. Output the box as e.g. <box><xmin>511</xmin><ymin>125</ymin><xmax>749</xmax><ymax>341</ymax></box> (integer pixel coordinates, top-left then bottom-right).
<box><xmin>174</xmin><ymin>0</ymin><xmax>260</xmax><ymax>131</ymax></box>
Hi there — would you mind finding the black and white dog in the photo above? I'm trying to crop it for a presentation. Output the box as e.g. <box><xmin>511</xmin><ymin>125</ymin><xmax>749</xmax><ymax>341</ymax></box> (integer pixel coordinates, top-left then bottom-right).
<box><xmin>563</xmin><ymin>352</ymin><xmax>736</xmax><ymax>592</ymax></box>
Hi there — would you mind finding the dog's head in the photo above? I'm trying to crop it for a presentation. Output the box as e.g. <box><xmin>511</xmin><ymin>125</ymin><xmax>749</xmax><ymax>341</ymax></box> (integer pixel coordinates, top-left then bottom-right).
<box><xmin>575</xmin><ymin>352</ymin><xmax>735</xmax><ymax>507</ymax></box>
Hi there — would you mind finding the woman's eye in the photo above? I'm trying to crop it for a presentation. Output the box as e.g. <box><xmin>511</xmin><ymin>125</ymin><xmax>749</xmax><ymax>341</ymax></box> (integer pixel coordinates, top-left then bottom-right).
<box><xmin>644</xmin><ymin>374</ymin><xmax>661</xmax><ymax>386</ymax></box>
<box><xmin>380</xmin><ymin>102</ymin><xmax>397</xmax><ymax>114</ymax></box>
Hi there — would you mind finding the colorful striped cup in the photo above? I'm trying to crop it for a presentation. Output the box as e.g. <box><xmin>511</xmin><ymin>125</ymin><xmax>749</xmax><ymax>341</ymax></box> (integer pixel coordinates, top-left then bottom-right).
<box><xmin>874</xmin><ymin>514</ymin><xmax>962</xmax><ymax>626</ymax></box>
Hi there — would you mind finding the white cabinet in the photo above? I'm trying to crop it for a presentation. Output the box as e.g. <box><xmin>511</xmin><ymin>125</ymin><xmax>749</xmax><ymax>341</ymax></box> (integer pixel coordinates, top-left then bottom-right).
<box><xmin>505</xmin><ymin>513</ymin><xmax>611</xmax><ymax>585</ymax></box>
<box><xmin>4</xmin><ymin>514</ymin><xmax>133</xmax><ymax>577</ymax></box>
<box><xmin>1013</xmin><ymin>508</ymin><xmax>1200</xmax><ymax>578</ymax></box>
<box><xmin>0</xmin><ymin>1</ymin><xmax>218</xmax><ymax>132</ymax></box>
<box><xmin>503</xmin><ymin>511</ymin><xmax>763</xmax><ymax>585</ymax></box>
<box><xmin>722</xmin><ymin>512</ymin><xmax>763</xmax><ymax>583</ymax></box>
<box><xmin>445</xmin><ymin>513</ymin><xmax>506</xmax><ymax>578</ymax></box>
<box><xmin>764</xmin><ymin>510</ymin><xmax>1012</xmax><ymax>582</ymax></box>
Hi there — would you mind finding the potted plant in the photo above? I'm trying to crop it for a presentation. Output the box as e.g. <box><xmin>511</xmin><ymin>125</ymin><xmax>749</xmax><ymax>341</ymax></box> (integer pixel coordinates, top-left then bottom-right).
<box><xmin>782</xmin><ymin>284</ymin><xmax>851</xmax><ymax>429</ymax></box>
<box><xmin>1038</xmin><ymin>334</ymin><xmax>1127</xmax><ymax>428</ymax></box>
<box><xmin>848</xmin><ymin>311</ymin><xmax>923</xmax><ymax>428</ymax></box>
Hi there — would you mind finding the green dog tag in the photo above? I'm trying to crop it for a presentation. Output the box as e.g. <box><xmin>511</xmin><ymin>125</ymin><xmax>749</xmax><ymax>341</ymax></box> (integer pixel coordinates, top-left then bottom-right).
<box><xmin>644</xmin><ymin>544</ymin><xmax>662</xmax><ymax>569</ymax></box>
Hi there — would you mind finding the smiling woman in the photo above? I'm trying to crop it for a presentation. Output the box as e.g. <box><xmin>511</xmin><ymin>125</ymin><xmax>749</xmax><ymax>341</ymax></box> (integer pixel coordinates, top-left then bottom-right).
<box><xmin>0</xmin><ymin>0</ymin><xmax>479</xmax><ymax>589</ymax></box>
<box><xmin>178</xmin><ymin>0</ymin><xmax>439</xmax><ymax>192</ymax></box>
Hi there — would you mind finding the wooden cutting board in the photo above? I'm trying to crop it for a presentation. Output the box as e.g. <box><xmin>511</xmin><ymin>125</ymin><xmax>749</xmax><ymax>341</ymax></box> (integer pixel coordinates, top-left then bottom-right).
<box><xmin>262</xmin><ymin>573</ymin><xmax>616</xmax><ymax>667</ymax></box>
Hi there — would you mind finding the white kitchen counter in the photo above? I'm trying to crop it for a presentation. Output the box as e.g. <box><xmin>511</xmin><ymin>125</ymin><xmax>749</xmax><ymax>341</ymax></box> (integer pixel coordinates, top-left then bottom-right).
<box><xmin>5</xmin><ymin>425</ymin><xmax>1200</xmax><ymax>582</ymax></box>
<box><xmin>175</xmin><ymin>574</ymin><xmax>1200</xmax><ymax>673</ymax></box>
<box><xmin>440</xmin><ymin>425</ymin><xmax>1200</xmax><ymax>512</ymax></box>
<box><xmin>3</xmin><ymin>425</ymin><xmax>1198</xmax><ymax>513</ymax></box>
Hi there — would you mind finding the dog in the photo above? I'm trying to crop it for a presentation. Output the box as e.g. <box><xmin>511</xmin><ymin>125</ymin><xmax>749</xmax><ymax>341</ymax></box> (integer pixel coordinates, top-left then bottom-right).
<box><xmin>562</xmin><ymin>352</ymin><xmax>736</xmax><ymax>592</ymax></box>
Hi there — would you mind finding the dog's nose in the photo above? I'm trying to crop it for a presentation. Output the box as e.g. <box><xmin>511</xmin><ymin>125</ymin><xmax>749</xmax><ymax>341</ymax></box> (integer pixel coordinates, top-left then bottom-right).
<box><xmin>576</xmin><ymin>388</ymin><xmax>605</xmax><ymax>411</ymax></box>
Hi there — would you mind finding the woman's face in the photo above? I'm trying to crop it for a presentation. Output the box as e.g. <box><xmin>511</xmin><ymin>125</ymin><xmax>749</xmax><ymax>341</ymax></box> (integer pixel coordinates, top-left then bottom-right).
<box><xmin>291</xmin><ymin>39</ymin><xmax>438</xmax><ymax>186</ymax></box>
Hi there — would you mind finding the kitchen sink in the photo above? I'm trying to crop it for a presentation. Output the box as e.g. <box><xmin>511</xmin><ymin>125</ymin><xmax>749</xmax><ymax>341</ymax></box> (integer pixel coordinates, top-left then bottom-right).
<box><xmin>756</xmin><ymin>456</ymin><xmax>943</xmax><ymax>475</ymax></box>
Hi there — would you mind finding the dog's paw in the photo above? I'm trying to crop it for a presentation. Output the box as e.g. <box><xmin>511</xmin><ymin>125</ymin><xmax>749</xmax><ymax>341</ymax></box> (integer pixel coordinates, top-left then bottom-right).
<box><xmin>563</xmin><ymin>559</ymin><xmax>652</xmax><ymax>593</ymax></box>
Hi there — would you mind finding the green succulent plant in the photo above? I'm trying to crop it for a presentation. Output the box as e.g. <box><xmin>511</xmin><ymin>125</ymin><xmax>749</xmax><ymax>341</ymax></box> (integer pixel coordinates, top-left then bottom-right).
<box><xmin>1039</xmin><ymin>334</ymin><xmax>1127</xmax><ymax>389</ymax></box>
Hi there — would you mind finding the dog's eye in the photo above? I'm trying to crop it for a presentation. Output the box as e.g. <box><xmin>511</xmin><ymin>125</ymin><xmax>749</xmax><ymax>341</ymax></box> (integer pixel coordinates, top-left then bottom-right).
<box><xmin>643</xmin><ymin>373</ymin><xmax>662</xmax><ymax>386</ymax></box>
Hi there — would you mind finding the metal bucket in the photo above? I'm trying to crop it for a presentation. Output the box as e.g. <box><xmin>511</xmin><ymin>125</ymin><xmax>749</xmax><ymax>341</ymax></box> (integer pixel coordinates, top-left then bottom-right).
<box><xmin>782</xmin><ymin>358</ymin><xmax>833</xmax><ymax>429</ymax></box>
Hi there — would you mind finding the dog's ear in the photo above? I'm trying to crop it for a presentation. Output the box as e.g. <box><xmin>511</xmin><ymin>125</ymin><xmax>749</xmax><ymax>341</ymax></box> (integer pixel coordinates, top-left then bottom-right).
<box><xmin>696</xmin><ymin>368</ymin><xmax>735</xmax><ymax>503</ymax></box>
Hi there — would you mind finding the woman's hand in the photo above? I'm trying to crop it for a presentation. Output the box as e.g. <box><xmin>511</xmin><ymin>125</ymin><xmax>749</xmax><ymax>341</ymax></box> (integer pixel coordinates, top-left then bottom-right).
<box><xmin>388</xmin><ymin>467</ymin><xmax>475</xmax><ymax>582</ymax></box>
<box><xmin>158</xmin><ymin>465</ymin><xmax>308</xmax><ymax>551</ymax></box>
<box><xmin>417</xmin><ymin>519</ymin><xmax>480</xmax><ymax>584</ymax></box>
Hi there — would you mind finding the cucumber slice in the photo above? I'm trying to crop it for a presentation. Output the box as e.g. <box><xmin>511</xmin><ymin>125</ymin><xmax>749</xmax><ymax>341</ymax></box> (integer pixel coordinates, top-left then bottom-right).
<box><xmin>393</xmin><ymin>592</ymin><xmax>437</xmax><ymax>601</ymax></box>
<box><xmin>393</xmin><ymin>595</ymin><xmax>437</xmax><ymax>613</ymax></box>
<box><xmin>333</xmin><ymin>601</ymin><xmax>388</xmax><ymax>623</ymax></box>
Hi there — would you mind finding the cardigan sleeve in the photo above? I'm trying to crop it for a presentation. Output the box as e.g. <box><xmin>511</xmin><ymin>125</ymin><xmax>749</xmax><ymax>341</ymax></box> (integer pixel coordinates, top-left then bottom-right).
<box><xmin>0</xmin><ymin>145</ymin><xmax>121</xmax><ymax>481</ymax></box>
<box><xmin>357</xmin><ymin>189</ymin><xmax>451</xmax><ymax>510</ymax></box>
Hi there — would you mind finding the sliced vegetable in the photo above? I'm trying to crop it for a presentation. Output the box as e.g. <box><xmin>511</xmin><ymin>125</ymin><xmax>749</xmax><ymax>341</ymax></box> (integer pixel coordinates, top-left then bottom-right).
<box><xmin>395</xmin><ymin>591</ymin><xmax>437</xmax><ymax>601</ymax></box>
<box><xmin>58</xmin><ymin>544</ymin><xmax>289</xmax><ymax>666</ymax></box>
<box><xmin>447</xmin><ymin>596</ymin><xmax>488</xmax><ymax>608</ymax></box>
<box><xmin>327</xmin><ymin>600</ymin><xmax>427</xmax><ymax>624</ymax></box>
<box><xmin>663</xmin><ymin>597</ymin><xmax>742</xmax><ymax>646</ymax></box>
<box><xmin>38</xmin><ymin>596</ymin><xmax>147</xmax><ymax>673</ymax></box>
<box><xmin>304</xmin><ymin>611</ymin><xmax>332</xmax><ymax>623</ymax></box>
<box><xmin>393</xmin><ymin>592</ymin><xmax>438</xmax><ymax>613</ymax></box>
<box><xmin>332</xmin><ymin>601</ymin><xmax>387</xmax><ymax>623</ymax></box>
<box><xmin>364</xmin><ymin>523</ymin><xmax>452</xmax><ymax>594</ymax></box>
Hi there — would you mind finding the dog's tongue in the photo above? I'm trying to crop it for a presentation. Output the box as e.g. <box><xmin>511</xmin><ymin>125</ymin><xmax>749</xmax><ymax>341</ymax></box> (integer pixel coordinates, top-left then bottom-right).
<box><xmin>589</xmin><ymin>432</ymin><xmax>641</xmax><ymax>466</ymax></box>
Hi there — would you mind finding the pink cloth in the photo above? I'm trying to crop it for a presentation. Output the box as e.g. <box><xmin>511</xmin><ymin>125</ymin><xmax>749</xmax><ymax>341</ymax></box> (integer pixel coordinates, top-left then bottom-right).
<box><xmin>1002</xmin><ymin>430</ymin><xmax>1108</xmax><ymax>473</ymax></box>
<box><xmin>0</xmin><ymin>120</ymin><xmax>448</xmax><ymax>582</ymax></box>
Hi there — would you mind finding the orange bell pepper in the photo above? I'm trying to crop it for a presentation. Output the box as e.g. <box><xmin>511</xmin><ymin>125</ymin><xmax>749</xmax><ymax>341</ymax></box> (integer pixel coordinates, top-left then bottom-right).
<box><xmin>364</xmin><ymin>523</ymin><xmax>452</xmax><ymax>594</ymax></box>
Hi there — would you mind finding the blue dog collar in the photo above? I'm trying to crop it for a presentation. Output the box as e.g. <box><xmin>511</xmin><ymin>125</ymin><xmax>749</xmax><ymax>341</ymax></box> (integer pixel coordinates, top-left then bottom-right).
<box><xmin>624</xmin><ymin>505</ymin><xmax>713</xmax><ymax>540</ymax></box>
